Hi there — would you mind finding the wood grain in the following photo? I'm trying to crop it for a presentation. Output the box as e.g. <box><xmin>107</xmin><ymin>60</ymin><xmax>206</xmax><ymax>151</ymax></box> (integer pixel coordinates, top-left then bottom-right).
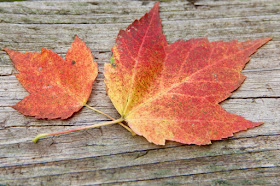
<box><xmin>0</xmin><ymin>0</ymin><xmax>279</xmax><ymax>185</ymax></box>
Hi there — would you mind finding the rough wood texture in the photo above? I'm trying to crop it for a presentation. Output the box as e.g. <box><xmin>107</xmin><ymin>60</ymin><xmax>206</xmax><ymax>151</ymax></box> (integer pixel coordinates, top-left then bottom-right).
<box><xmin>0</xmin><ymin>0</ymin><xmax>279</xmax><ymax>185</ymax></box>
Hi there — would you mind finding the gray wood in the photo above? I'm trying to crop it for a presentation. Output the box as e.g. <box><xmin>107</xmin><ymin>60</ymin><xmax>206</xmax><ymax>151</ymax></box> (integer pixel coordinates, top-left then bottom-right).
<box><xmin>0</xmin><ymin>0</ymin><xmax>279</xmax><ymax>185</ymax></box>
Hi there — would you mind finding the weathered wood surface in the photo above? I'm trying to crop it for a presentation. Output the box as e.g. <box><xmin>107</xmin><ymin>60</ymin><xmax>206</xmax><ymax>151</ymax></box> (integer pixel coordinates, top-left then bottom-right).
<box><xmin>0</xmin><ymin>0</ymin><xmax>279</xmax><ymax>185</ymax></box>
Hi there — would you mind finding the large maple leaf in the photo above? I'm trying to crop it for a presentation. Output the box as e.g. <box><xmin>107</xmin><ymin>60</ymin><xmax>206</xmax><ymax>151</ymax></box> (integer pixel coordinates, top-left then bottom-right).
<box><xmin>4</xmin><ymin>36</ymin><xmax>98</xmax><ymax>119</ymax></box>
<box><xmin>104</xmin><ymin>2</ymin><xmax>271</xmax><ymax>145</ymax></box>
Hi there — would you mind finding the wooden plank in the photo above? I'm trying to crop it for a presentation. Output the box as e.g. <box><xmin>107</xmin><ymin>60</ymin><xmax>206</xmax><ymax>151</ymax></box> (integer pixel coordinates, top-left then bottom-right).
<box><xmin>1</xmin><ymin>135</ymin><xmax>280</xmax><ymax>184</ymax></box>
<box><xmin>0</xmin><ymin>0</ymin><xmax>279</xmax><ymax>185</ymax></box>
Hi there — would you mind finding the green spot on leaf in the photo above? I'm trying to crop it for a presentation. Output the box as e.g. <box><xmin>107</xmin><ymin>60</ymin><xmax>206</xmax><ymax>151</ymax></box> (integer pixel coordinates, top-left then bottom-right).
<box><xmin>110</xmin><ymin>56</ymin><xmax>115</xmax><ymax>65</ymax></box>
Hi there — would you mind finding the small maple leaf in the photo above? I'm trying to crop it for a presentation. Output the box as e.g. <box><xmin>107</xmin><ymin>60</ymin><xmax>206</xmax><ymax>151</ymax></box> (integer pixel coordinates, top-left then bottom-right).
<box><xmin>104</xmin><ymin>2</ymin><xmax>272</xmax><ymax>145</ymax></box>
<box><xmin>4</xmin><ymin>36</ymin><xmax>98</xmax><ymax>119</ymax></box>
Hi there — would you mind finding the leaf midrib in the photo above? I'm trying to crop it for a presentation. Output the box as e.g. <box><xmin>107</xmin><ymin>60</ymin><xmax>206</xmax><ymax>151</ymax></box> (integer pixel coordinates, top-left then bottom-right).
<box><xmin>122</xmin><ymin>9</ymin><xmax>157</xmax><ymax>116</ymax></box>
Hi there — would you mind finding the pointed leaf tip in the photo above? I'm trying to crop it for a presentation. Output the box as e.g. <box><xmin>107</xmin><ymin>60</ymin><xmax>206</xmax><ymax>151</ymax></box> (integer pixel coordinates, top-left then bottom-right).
<box><xmin>73</xmin><ymin>35</ymin><xmax>82</xmax><ymax>43</ymax></box>
<box><xmin>153</xmin><ymin>1</ymin><xmax>159</xmax><ymax>10</ymax></box>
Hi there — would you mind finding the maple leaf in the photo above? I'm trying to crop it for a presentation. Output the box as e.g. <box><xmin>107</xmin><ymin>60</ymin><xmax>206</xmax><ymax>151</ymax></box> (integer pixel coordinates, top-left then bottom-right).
<box><xmin>104</xmin><ymin>2</ymin><xmax>272</xmax><ymax>145</ymax></box>
<box><xmin>4</xmin><ymin>36</ymin><xmax>98</xmax><ymax>119</ymax></box>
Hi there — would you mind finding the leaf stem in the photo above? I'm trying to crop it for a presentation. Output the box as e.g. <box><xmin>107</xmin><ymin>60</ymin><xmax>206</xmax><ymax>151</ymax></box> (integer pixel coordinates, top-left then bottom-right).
<box><xmin>32</xmin><ymin>118</ymin><xmax>124</xmax><ymax>143</ymax></box>
<box><xmin>84</xmin><ymin>104</ymin><xmax>136</xmax><ymax>136</ymax></box>
<box><xmin>84</xmin><ymin>104</ymin><xmax>113</xmax><ymax>120</ymax></box>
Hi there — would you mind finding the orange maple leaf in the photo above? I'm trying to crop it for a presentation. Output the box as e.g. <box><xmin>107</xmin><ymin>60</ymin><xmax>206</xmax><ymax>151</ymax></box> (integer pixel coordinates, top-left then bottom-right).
<box><xmin>104</xmin><ymin>2</ymin><xmax>272</xmax><ymax>145</ymax></box>
<box><xmin>4</xmin><ymin>36</ymin><xmax>98</xmax><ymax>119</ymax></box>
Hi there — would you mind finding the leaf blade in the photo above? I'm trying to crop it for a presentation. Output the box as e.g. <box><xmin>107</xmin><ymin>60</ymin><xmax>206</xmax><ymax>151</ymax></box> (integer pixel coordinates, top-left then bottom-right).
<box><xmin>105</xmin><ymin>3</ymin><xmax>271</xmax><ymax>145</ymax></box>
<box><xmin>4</xmin><ymin>36</ymin><xmax>98</xmax><ymax>119</ymax></box>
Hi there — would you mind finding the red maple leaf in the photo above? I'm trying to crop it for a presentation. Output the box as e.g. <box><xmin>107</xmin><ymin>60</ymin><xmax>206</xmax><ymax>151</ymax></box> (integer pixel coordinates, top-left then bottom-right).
<box><xmin>4</xmin><ymin>36</ymin><xmax>98</xmax><ymax>119</ymax></box>
<box><xmin>104</xmin><ymin>2</ymin><xmax>272</xmax><ymax>145</ymax></box>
